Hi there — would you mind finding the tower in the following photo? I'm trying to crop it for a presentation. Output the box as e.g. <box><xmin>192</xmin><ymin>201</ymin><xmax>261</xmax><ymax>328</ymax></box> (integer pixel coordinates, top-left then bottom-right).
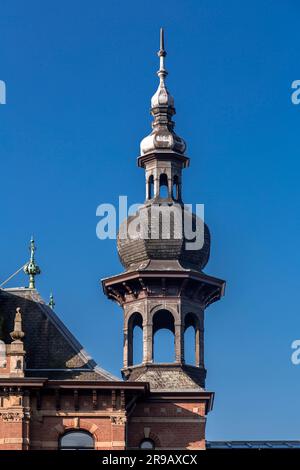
<box><xmin>102</xmin><ymin>30</ymin><xmax>225</xmax><ymax>393</ymax></box>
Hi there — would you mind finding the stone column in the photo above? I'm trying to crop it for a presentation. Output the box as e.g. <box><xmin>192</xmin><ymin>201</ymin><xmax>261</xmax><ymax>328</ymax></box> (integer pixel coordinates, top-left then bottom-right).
<box><xmin>143</xmin><ymin>323</ymin><xmax>153</xmax><ymax>364</ymax></box>
<box><xmin>168</xmin><ymin>177</ymin><xmax>172</xmax><ymax>198</ymax></box>
<box><xmin>154</xmin><ymin>176</ymin><xmax>159</xmax><ymax>198</ymax></box>
<box><xmin>175</xmin><ymin>323</ymin><xmax>184</xmax><ymax>363</ymax></box>
<box><xmin>123</xmin><ymin>328</ymin><xmax>133</xmax><ymax>368</ymax></box>
<box><xmin>195</xmin><ymin>327</ymin><xmax>204</xmax><ymax>367</ymax></box>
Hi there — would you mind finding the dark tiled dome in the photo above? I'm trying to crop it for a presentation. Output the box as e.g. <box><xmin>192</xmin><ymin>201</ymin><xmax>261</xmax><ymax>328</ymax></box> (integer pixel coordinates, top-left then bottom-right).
<box><xmin>117</xmin><ymin>204</ymin><xmax>210</xmax><ymax>271</ymax></box>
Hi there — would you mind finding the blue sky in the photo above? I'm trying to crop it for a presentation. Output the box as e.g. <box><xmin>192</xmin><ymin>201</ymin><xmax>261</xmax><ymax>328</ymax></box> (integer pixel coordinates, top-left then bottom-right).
<box><xmin>1</xmin><ymin>0</ymin><xmax>300</xmax><ymax>440</ymax></box>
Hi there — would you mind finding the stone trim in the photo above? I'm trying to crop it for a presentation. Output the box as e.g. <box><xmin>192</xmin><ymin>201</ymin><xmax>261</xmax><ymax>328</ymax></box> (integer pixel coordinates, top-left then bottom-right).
<box><xmin>96</xmin><ymin>441</ymin><xmax>126</xmax><ymax>447</ymax></box>
<box><xmin>31</xmin><ymin>440</ymin><xmax>126</xmax><ymax>449</ymax></box>
<box><xmin>34</xmin><ymin>410</ymin><xmax>116</xmax><ymax>417</ymax></box>
<box><xmin>0</xmin><ymin>438</ymin><xmax>29</xmax><ymax>444</ymax></box>
<box><xmin>130</xmin><ymin>416</ymin><xmax>205</xmax><ymax>423</ymax></box>
<box><xmin>0</xmin><ymin>410</ymin><xmax>24</xmax><ymax>422</ymax></box>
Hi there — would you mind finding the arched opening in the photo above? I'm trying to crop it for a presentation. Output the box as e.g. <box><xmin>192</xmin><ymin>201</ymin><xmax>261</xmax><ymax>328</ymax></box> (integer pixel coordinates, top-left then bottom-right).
<box><xmin>147</xmin><ymin>175</ymin><xmax>154</xmax><ymax>199</ymax></box>
<box><xmin>184</xmin><ymin>326</ymin><xmax>196</xmax><ymax>365</ymax></box>
<box><xmin>184</xmin><ymin>313</ymin><xmax>199</xmax><ymax>366</ymax></box>
<box><xmin>172</xmin><ymin>175</ymin><xmax>179</xmax><ymax>200</ymax></box>
<box><xmin>59</xmin><ymin>430</ymin><xmax>94</xmax><ymax>450</ymax></box>
<box><xmin>128</xmin><ymin>312</ymin><xmax>143</xmax><ymax>365</ymax></box>
<box><xmin>139</xmin><ymin>438</ymin><xmax>155</xmax><ymax>449</ymax></box>
<box><xmin>153</xmin><ymin>309</ymin><xmax>175</xmax><ymax>363</ymax></box>
<box><xmin>159</xmin><ymin>173</ymin><xmax>169</xmax><ymax>198</ymax></box>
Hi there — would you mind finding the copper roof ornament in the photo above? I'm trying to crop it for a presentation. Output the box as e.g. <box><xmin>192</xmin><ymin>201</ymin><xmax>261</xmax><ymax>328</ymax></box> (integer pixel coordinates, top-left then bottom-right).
<box><xmin>23</xmin><ymin>236</ymin><xmax>41</xmax><ymax>289</ymax></box>
<box><xmin>48</xmin><ymin>292</ymin><xmax>55</xmax><ymax>309</ymax></box>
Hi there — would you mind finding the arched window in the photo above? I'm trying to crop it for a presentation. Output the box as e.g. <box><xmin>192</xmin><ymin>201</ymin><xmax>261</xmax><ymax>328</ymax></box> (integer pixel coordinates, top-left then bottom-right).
<box><xmin>59</xmin><ymin>430</ymin><xmax>94</xmax><ymax>450</ymax></box>
<box><xmin>153</xmin><ymin>309</ymin><xmax>175</xmax><ymax>363</ymax></box>
<box><xmin>139</xmin><ymin>438</ymin><xmax>155</xmax><ymax>449</ymax></box>
<box><xmin>159</xmin><ymin>173</ymin><xmax>169</xmax><ymax>198</ymax></box>
<box><xmin>173</xmin><ymin>175</ymin><xmax>179</xmax><ymax>201</ymax></box>
<box><xmin>148</xmin><ymin>175</ymin><xmax>154</xmax><ymax>199</ymax></box>
<box><xmin>184</xmin><ymin>313</ymin><xmax>199</xmax><ymax>366</ymax></box>
<box><xmin>128</xmin><ymin>312</ymin><xmax>143</xmax><ymax>366</ymax></box>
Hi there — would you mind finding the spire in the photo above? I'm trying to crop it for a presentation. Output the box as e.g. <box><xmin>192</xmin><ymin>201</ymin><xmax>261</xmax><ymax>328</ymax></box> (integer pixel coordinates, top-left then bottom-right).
<box><xmin>23</xmin><ymin>236</ymin><xmax>41</xmax><ymax>289</ymax></box>
<box><xmin>157</xmin><ymin>28</ymin><xmax>167</xmax><ymax>84</ymax></box>
<box><xmin>151</xmin><ymin>27</ymin><xmax>174</xmax><ymax>110</ymax></box>
<box><xmin>140</xmin><ymin>28</ymin><xmax>186</xmax><ymax>157</ymax></box>
<box><xmin>49</xmin><ymin>292</ymin><xmax>55</xmax><ymax>309</ymax></box>
<box><xmin>10</xmin><ymin>308</ymin><xmax>25</xmax><ymax>342</ymax></box>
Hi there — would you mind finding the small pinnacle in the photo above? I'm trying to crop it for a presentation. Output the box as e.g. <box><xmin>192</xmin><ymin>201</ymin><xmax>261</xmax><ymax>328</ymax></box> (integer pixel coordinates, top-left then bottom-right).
<box><xmin>23</xmin><ymin>237</ymin><xmax>41</xmax><ymax>289</ymax></box>
<box><xmin>10</xmin><ymin>307</ymin><xmax>25</xmax><ymax>342</ymax></box>
<box><xmin>49</xmin><ymin>292</ymin><xmax>55</xmax><ymax>309</ymax></box>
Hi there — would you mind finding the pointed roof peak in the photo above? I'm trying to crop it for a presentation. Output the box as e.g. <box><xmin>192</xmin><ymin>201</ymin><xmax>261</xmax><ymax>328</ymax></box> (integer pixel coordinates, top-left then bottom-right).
<box><xmin>139</xmin><ymin>29</ymin><xmax>187</xmax><ymax>157</ymax></box>
<box><xmin>157</xmin><ymin>27</ymin><xmax>167</xmax><ymax>81</ymax></box>
<box><xmin>159</xmin><ymin>27</ymin><xmax>165</xmax><ymax>52</ymax></box>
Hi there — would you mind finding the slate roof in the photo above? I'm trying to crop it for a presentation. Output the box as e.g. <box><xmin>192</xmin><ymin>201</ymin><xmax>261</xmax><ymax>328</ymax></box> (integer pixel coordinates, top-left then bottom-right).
<box><xmin>0</xmin><ymin>287</ymin><xmax>119</xmax><ymax>382</ymax></box>
<box><xmin>125</xmin><ymin>363</ymin><xmax>206</xmax><ymax>391</ymax></box>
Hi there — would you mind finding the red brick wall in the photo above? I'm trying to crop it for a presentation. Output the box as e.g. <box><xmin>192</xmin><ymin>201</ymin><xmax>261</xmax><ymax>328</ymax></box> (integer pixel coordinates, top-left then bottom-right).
<box><xmin>0</xmin><ymin>420</ymin><xmax>25</xmax><ymax>450</ymax></box>
<box><xmin>28</xmin><ymin>392</ymin><xmax>126</xmax><ymax>450</ymax></box>
<box><xmin>0</xmin><ymin>392</ymin><xmax>207</xmax><ymax>450</ymax></box>
<box><xmin>128</xmin><ymin>400</ymin><xmax>207</xmax><ymax>450</ymax></box>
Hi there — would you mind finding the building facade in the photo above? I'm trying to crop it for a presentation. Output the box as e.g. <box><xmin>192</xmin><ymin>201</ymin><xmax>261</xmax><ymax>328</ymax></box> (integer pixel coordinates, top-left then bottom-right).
<box><xmin>0</xmin><ymin>30</ymin><xmax>225</xmax><ymax>450</ymax></box>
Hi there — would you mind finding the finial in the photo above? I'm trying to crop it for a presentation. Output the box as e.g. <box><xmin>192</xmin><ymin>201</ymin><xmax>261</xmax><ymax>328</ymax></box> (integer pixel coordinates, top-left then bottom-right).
<box><xmin>23</xmin><ymin>236</ymin><xmax>41</xmax><ymax>289</ymax></box>
<box><xmin>139</xmin><ymin>29</ymin><xmax>187</xmax><ymax>157</ymax></box>
<box><xmin>10</xmin><ymin>308</ymin><xmax>25</xmax><ymax>342</ymax></box>
<box><xmin>30</xmin><ymin>236</ymin><xmax>35</xmax><ymax>260</ymax></box>
<box><xmin>49</xmin><ymin>292</ymin><xmax>55</xmax><ymax>309</ymax></box>
<box><xmin>157</xmin><ymin>28</ymin><xmax>167</xmax><ymax>82</ymax></box>
<box><xmin>160</xmin><ymin>27</ymin><xmax>165</xmax><ymax>50</ymax></box>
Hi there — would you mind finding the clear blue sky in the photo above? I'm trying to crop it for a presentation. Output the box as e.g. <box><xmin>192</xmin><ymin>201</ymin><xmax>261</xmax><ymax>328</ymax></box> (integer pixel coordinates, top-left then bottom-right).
<box><xmin>1</xmin><ymin>0</ymin><xmax>300</xmax><ymax>440</ymax></box>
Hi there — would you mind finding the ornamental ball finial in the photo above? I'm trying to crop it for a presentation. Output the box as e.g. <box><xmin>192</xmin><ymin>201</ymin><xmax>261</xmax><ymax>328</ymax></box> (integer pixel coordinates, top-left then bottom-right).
<box><xmin>23</xmin><ymin>236</ymin><xmax>41</xmax><ymax>289</ymax></box>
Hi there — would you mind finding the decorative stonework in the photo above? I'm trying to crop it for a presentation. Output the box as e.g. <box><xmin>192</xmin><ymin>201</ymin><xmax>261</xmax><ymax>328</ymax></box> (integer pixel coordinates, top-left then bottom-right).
<box><xmin>111</xmin><ymin>415</ymin><xmax>126</xmax><ymax>425</ymax></box>
<box><xmin>0</xmin><ymin>410</ymin><xmax>24</xmax><ymax>422</ymax></box>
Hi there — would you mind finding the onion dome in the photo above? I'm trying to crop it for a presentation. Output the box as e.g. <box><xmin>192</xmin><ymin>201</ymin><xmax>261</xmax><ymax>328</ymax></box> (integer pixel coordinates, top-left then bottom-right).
<box><xmin>117</xmin><ymin>205</ymin><xmax>210</xmax><ymax>271</ymax></box>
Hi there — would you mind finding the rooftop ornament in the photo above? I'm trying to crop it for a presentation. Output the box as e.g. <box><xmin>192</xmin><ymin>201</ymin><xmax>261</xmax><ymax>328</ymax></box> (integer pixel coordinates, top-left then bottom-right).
<box><xmin>10</xmin><ymin>307</ymin><xmax>25</xmax><ymax>342</ymax></box>
<box><xmin>49</xmin><ymin>292</ymin><xmax>55</xmax><ymax>309</ymax></box>
<box><xmin>23</xmin><ymin>236</ymin><xmax>41</xmax><ymax>289</ymax></box>
<box><xmin>140</xmin><ymin>28</ymin><xmax>186</xmax><ymax>157</ymax></box>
